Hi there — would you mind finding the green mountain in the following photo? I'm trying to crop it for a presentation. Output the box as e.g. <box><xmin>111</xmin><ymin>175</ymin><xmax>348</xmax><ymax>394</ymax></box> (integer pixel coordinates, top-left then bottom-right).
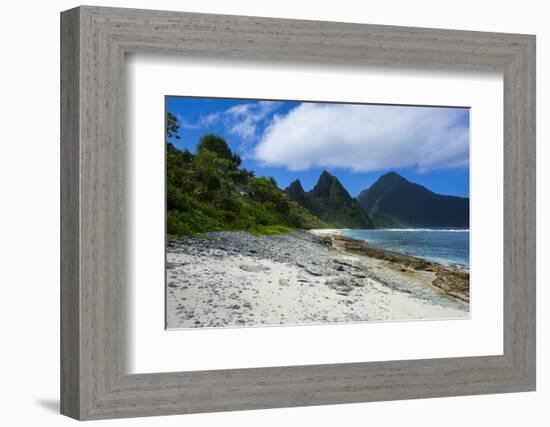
<box><xmin>166</xmin><ymin>137</ymin><xmax>327</xmax><ymax>237</ymax></box>
<box><xmin>285</xmin><ymin>171</ymin><xmax>374</xmax><ymax>229</ymax></box>
<box><xmin>356</xmin><ymin>172</ymin><xmax>469</xmax><ymax>228</ymax></box>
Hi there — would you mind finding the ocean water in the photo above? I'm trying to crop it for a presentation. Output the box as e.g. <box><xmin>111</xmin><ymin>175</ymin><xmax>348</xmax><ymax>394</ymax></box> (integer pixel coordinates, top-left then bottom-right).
<box><xmin>341</xmin><ymin>229</ymin><xmax>470</xmax><ymax>267</ymax></box>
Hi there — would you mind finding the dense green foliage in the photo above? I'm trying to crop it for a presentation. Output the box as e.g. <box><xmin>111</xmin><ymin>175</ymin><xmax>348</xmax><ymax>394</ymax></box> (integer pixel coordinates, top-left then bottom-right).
<box><xmin>285</xmin><ymin>171</ymin><xmax>374</xmax><ymax>229</ymax></box>
<box><xmin>166</xmin><ymin>132</ymin><xmax>327</xmax><ymax>237</ymax></box>
<box><xmin>356</xmin><ymin>172</ymin><xmax>469</xmax><ymax>228</ymax></box>
<box><xmin>197</xmin><ymin>134</ymin><xmax>242</xmax><ymax>166</ymax></box>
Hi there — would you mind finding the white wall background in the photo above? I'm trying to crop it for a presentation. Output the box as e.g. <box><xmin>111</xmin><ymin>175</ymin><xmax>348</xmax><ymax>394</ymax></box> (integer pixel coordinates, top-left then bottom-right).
<box><xmin>0</xmin><ymin>0</ymin><xmax>546</xmax><ymax>425</ymax></box>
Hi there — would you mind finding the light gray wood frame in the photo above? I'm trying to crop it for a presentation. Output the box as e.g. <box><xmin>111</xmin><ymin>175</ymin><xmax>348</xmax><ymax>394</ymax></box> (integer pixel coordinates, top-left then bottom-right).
<box><xmin>60</xmin><ymin>5</ymin><xmax>536</xmax><ymax>420</ymax></box>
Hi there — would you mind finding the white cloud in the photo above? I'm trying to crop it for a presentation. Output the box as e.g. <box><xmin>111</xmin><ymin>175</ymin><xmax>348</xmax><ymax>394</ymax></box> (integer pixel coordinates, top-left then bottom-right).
<box><xmin>254</xmin><ymin>103</ymin><xmax>469</xmax><ymax>172</ymax></box>
<box><xmin>177</xmin><ymin>101</ymin><xmax>280</xmax><ymax>142</ymax></box>
<box><xmin>226</xmin><ymin>101</ymin><xmax>280</xmax><ymax>140</ymax></box>
<box><xmin>178</xmin><ymin>112</ymin><xmax>221</xmax><ymax>129</ymax></box>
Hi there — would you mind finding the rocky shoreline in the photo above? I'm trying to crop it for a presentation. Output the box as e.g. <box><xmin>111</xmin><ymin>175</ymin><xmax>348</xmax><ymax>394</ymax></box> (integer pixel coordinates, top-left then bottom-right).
<box><xmin>328</xmin><ymin>234</ymin><xmax>470</xmax><ymax>303</ymax></box>
<box><xmin>166</xmin><ymin>230</ymin><xmax>469</xmax><ymax>329</ymax></box>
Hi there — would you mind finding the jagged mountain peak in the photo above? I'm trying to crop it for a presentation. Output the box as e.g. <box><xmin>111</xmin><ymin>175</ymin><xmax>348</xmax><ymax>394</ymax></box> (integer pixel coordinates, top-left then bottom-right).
<box><xmin>312</xmin><ymin>170</ymin><xmax>349</xmax><ymax>198</ymax></box>
<box><xmin>286</xmin><ymin>179</ymin><xmax>305</xmax><ymax>193</ymax></box>
<box><xmin>286</xmin><ymin>170</ymin><xmax>374</xmax><ymax>229</ymax></box>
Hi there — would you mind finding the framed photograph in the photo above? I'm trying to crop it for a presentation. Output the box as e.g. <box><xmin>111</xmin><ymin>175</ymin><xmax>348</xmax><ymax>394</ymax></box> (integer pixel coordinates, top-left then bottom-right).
<box><xmin>164</xmin><ymin>96</ymin><xmax>471</xmax><ymax>330</ymax></box>
<box><xmin>61</xmin><ymin>6</ymin><xmax>536</xmax><ymax>420</ymax></box>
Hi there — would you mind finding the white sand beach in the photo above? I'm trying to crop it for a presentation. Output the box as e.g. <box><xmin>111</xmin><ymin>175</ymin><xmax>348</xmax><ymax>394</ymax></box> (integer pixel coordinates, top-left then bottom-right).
<box><xmin>166</xmin><ymin>230</ymin><xmax>469</xmax><ymax>329</ymax></box>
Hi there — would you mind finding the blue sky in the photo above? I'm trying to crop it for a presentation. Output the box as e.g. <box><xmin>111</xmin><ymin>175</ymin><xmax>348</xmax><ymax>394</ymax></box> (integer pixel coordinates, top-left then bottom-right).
<box><xmin>166</xmin><ymin>96</ymin><xmax>470</xmax><ymax>197</ymax></box>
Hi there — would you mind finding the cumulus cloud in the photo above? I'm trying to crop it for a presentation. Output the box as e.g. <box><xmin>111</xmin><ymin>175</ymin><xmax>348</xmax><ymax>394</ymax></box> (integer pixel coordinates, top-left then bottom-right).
<box><xmin>254</xmin><ymin>103</ymin><xmax>469</xmax><ymax>172</ymax></box>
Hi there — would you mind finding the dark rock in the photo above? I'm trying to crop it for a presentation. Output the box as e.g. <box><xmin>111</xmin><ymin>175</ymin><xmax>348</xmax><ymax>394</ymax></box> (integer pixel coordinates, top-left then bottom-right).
<box><xmin>305</xmin><ymin>267</ymin><xmax>323</xmax><ymax>276</ymax></box>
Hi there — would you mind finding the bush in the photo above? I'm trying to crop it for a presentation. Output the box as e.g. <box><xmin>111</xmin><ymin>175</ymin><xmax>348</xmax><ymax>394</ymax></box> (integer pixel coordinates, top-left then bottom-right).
<box><xmin>165</xmin><ymin>130</ymin><xmax>327</xmax><ymax>237</ymax></box>
<box><xmin>197</xmin><ymin>134</ymin><xmax>234</xmax><ymax>164</ymax></box>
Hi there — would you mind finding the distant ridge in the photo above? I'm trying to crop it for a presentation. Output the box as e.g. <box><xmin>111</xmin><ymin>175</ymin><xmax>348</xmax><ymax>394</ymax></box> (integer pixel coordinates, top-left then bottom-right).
<box><xmin>285</xmin><ymin>171</ymin><xmax>374</xmax><ymax>229</ymax></box>
<box><xmin>356</xmin><ymin>172</ymin><xmax>469</xmax><ymax>228</ymax></box>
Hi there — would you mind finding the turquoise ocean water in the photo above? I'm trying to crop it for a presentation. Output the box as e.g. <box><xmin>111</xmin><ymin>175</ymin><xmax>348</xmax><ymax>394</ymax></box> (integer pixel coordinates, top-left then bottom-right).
<box><xmin>342</xmin><ymin>229</ymin><xmax>470</xmax><ymax>267</ymax></box>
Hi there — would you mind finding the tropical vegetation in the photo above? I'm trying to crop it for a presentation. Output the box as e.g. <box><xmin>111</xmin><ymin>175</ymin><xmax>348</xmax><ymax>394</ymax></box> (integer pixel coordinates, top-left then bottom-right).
<box><xmin>166</xmin><ymin>113</ymin><xmax>327</xmax><ymax>237</ymax></box>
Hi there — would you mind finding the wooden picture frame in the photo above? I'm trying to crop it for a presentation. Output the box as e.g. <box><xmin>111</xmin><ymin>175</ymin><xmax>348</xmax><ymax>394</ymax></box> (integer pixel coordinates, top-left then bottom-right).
<box><xmin>60</xmin><ymin>5</ymin><xmax>536</xmax><ymax>420</ymax></box>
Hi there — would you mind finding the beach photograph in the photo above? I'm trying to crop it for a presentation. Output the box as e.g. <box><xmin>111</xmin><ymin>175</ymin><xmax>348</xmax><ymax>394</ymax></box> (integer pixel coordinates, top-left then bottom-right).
<box><xmin>165</xmin><ymin>96</ymin><xmax>470</xmax><ymax>329</ymax></box>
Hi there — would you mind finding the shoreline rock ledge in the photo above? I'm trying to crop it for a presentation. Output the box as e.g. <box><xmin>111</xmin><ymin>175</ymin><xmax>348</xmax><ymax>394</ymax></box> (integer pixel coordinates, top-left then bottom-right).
<box><xmin>329</xmin><ymin>234</ymin><xmax>469</xmax><ymax>303</ymax></box>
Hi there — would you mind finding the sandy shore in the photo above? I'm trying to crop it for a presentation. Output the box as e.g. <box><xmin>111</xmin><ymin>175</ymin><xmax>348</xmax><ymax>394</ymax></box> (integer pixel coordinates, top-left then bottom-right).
<box><xmin>166</xmin><ymin>230</ymin><xmax>469</xmax><ymax>329</ymax></box>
